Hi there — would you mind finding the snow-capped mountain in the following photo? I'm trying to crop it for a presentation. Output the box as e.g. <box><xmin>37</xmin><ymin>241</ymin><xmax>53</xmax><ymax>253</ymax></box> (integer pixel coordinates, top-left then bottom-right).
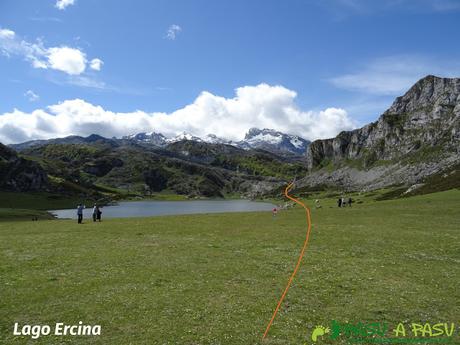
<box><xmin>123</xmin><ymin>128</ymin><xmax>310</xmax><ymax>155</ymax></box>
<box><xmin>237</xmin><ymin>128</ymin><xmax>310</xmax><ymax>155</ymax></box>
<box><xmin>123</xmin><ymin>131</ymin><xmax>207</xmax><ymax>145</ymax></box>
<box><xmin>202</xmin><ymin>134</ymin><xmax>232</xmax><ymax>145</ymax></box>
<box><xmin>122</xmin><ymin>132</ymin><xmax>167</xmax><ymax>146</ymax></box>
<box><xmin>165</xmin><ymin>132</ymin><xmax>204</xmax><ymax>143</ymax></box>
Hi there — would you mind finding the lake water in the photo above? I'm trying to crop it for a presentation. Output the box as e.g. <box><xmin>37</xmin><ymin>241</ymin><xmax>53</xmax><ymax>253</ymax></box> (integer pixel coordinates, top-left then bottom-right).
<box><xmin>50</xmin><ymin>199</ymin><xmax>276</xmax><ymax>219</ymax></box>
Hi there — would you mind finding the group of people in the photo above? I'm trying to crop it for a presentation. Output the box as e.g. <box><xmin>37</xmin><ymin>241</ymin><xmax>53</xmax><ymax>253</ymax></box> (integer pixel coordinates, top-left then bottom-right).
<box><xmin>76</xmin><ymin>204</ymin><xmax>102</xmax><ymax>224</ymax></box>
<box><xmin>337</xmin><ymin>197</ymin><xmax>353</xmax><ymax>207</ymax></box>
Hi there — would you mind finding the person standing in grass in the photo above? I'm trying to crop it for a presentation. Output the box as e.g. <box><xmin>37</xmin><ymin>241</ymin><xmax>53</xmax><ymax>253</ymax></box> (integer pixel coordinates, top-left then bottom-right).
<box><xmin>92</xmin><ymin>204</ymin><xmax>98</xmax><ymax>222</ymax></box>
<box><xmin>96</xmin><ymin>206</ymin><xmax>102</xmax><ymax>222</ymax></box>
<box><xmin>77</xmin><ymin>204</ymin><xmax>85</xmax><ymax>224</ymax></box>
<box><xmin>272</xmin><ymin>207</ymin><xmax>278</xmax><ymax>217</ymax></box>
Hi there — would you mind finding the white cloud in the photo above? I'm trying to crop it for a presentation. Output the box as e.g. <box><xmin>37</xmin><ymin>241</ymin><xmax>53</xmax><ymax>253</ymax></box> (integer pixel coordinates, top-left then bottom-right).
<box><xmin>166</xmin><ymin>24</ymin><xmax>182</xmax><ymax>40</ymax></box>
<box><xmin>24</xmin><ymin>90</ymin><xmax>40</xmax><ymax>102</ymax></box>
<box><xmin>329</xmin><ymin>55</ymin><xmax>460</xmax><ymax>95</ymax></box>
<box><xmin>0</xmin><ymin>28</ymin><xmax>15</xmax><ymax>39</ymax></box>
<box><xmin>55</xmin><ymin>0</ymin><xmax>75</xmax><ymax>10</ymax></box>
<box><xmin>47</xmin><ymin>46</ymin><xmax>86</xmax><ymax>75</ymax></box>
<box><xmin>89</xmin><ymin>58</ymin><xmax>103</xmax><ymax>71</ymax></box>
<box><xmin>0</xmin><ymin>27</ymin><xmax>101</xmax><ymax>76</ymax></box>
<box><xmin>0</xmin><ymin>84</ymin><xmax>357</xmax><ymax>144</ymax></box>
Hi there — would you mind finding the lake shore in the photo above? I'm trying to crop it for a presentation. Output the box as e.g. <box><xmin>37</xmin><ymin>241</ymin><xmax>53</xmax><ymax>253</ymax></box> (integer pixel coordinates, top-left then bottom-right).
<box><xmin>49</xmin><ymin>199</ymin><xmax>276</xmax><ymax>219</ymax></box>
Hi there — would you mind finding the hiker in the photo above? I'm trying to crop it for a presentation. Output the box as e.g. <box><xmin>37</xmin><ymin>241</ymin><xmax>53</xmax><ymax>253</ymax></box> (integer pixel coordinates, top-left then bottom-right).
<box><xmin>337</xmin><ymin>198</ymin><xmax>342</xmax><ymax>208</ymax></box>
<box><xmin>77</xmin><ymin>204</ymin><xmax>85</xmax><ymax>224</ymax></box>
<box><xmin>96</xmin><ymin>206</ymin><xmax>102</xmax><ymax>222</ymax></box>
<box><xmin>272</xmin><ymin>207</ymin><xmax>278</xmax><ymax>217</ymax></box>
<box><xmin>348</xmin><ymin>197</ymin><xmax>353</xmax><ymax>207</ymax></box>
<box><xmin>92</xmin><ymin>204</ymin><xmax>98</xmax><ymax>222</ymax></box>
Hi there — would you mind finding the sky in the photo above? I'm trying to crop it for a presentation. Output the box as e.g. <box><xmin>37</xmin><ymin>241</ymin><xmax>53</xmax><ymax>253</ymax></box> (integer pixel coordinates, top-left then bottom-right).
<box><xmin>1</xmin><ymin>0</ymin><xmax>460</xmax><ymax>144</ymax></box>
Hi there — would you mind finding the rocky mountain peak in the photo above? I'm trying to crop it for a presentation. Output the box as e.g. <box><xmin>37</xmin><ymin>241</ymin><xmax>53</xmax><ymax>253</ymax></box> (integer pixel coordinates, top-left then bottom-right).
<box><xmin>387</xmin><ymin>75</ymin><xmax>460</xmax><ymax>115</ymax></box>
<box><xmin>244</xmin><ymin>128</ymin><xmax>280</xmax><ymax>140</ymax></box>
<box><xmin>124</xmin><ymin>132</ymin><xmax>167</xmax><ymax>146</ymax></box>
<box><xmin>303</xmin><ymin>75</ymin><xmax>460</xmax><ymax>190</ymax></box>
<box><xmin>85</xmin><ymin>134</ymin><xmax>107</xmax><ymax>142</ymax></box>
<box><xmin>167</xmin><ymin>132</ymin><xmax>203</xmax><ymax>143</ymax></box>
<box><xmin>241</xmin><ymin>128</ymin><xmax>310</xmax><ymax>155</ymax></box>
<box><xmin>202</xmin><ymin>134</ymin><xmax>231</xmax><ymax>144</ymax></box>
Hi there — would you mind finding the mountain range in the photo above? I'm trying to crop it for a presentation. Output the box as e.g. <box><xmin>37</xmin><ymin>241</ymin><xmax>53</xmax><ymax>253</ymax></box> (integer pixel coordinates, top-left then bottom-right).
<box><xmin>121</xmin><ymin>128</ymin><xmax>310</xmax><ymax>155</ymax></box>
<box><xmin>11</xmin><ymin>128</ymin><xmax>310</xmax><ymax>157</ymax></box>
<box><xmin>4</xmin><ymin>128</ymin><xmax>307</xmax><ymax>199</ymax></box>
<box><xmin>2</xmin><ymin>75</ymin><xmax>459</xmax><ymax>200</ymax></box>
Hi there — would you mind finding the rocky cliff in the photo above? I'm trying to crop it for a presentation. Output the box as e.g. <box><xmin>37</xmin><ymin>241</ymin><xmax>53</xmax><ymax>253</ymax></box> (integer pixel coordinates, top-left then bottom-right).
<box><xmin>0</xmin><ymin>143</ymin><xmax>49</xmax><ymax>191</ymax></box>
<box><xmin>302</xmin><ymin>75</ymin><xmax>460</xmax><ymax>190</ymax></box>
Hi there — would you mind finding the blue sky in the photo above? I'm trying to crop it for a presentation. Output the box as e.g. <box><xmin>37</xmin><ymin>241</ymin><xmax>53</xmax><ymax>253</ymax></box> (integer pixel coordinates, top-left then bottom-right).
<box><xmin>1</xmin><ymin>0</ymin><xmax>460</xmax><ymax>143</ymax></box>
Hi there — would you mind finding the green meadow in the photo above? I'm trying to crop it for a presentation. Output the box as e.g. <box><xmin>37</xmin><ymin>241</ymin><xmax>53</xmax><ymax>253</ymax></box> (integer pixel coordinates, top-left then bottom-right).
<box><xmin>0</xmin><ymin>190</ymin><xmax>459</xmax><ymax>344</ymax></box>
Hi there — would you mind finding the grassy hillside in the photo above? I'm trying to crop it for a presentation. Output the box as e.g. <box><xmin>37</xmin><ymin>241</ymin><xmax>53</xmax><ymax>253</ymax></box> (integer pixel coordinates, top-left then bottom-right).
<box><xmin>20</xmin><ymin>141</ymin><xmax>305</xmax><ymax>199</ymax></box>
<box><xmin>0</xmin><ymin>190</ymin><xmax>459</xmax><ymax>344</ymax></box>
<box><xmin>0</xmin><ymin>192</ymin><xmax>86</xmax><ymax>220</ymax></box>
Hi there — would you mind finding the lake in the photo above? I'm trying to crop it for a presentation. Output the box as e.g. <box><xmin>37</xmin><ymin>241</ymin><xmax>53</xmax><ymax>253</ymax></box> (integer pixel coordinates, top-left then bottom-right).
<box><xmin>50</xmin><ymin>199</ymin><xmax>276</xmax><ymax>219</ymax></box>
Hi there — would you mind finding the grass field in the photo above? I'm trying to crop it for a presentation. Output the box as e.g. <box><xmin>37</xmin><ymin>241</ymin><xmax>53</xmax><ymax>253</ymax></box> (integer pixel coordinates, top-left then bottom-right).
<box><xmin>0</xmin><ymin>192</ymin><xmax>82</xmax><ymax>217</ymax></box>
<box><xmin>0</xmin><ymin>192</ymin><xmax>86</xmax><ymax>220</ymax></box>
<box><xmin>0</xmin><ymin>189</ymin><xmax>459</xmax><ymax>344</ymax></box>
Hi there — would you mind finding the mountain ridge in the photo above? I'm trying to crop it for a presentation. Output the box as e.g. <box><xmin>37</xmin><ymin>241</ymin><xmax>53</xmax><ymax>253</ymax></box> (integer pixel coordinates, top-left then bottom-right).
<box><xmin>10</xmin><ymin>128</ymin><xmax>311</xmax><ymax>157</ymax></box>
<box><xmin>300</xmin><ymin>75</ymin><xmax>460</xmax><ymax>191</ymax></box>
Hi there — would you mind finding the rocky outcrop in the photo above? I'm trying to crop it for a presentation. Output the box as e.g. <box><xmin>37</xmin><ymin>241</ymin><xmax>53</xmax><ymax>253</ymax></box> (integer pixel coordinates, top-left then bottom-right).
<box><xmin>0</xmin><ymin>143</ymin><xmax>49</xmax><ymax>191</ymax></box>
<box><xmin>302</xmin><ymin>75</ymin><xmax>460</xmax><ymax>189</ymax></box>
<box><xmin>82</xmin><ymin>157</ymin><xmax>124</xmax><ymax>177</ymax></box>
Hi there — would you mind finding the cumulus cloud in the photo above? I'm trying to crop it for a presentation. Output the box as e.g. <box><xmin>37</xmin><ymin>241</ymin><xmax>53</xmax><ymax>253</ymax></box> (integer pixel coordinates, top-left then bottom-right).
<box><xmin>0</xmin><ymin>84</ymin><xmax>356</xmax><ymax>144</ymax></box>
<box><xmin>55</xmin><ymin>0</ymin><xmax>75</xmax><ymax>10</ymax></box>
<box><xmin>329</xmin><ymin>55</ymin><xmax>460</xmax><ymax>95</ymax></box>
<box><xmin>0</xmin><ymin>27</ymin><xmax>101</xmax><ymax>76</ymax></box>
<box><xmin>24</xmin><ymin>90</ymin><xmax>40</xmax><ymax>102</ymax></box>
<box><xmin>0</xmin><ymin>28</ymin><xmax>15</xmax><ymax>39</ymax></box>
<box><xmin>47</xmin><ymin>46</ymin><xmax>87</xmax><ymax>75</ymax></box>
<box><xmin>89</xmin><ymin>58</ymin><xmax>103</xmax><ymax>71</ymax></box>
<box><xmin>166</xmin><ymin>24</ymin><xmax>182</xmax><ymax>40</ymax></box>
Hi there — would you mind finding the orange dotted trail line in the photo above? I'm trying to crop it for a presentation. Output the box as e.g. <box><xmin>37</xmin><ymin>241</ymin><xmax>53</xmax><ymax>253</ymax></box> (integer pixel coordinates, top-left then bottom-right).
<box><xmin>262</xmin><ymin>181</ymin><xmax>313</xmax><ymax>340</ymax></box>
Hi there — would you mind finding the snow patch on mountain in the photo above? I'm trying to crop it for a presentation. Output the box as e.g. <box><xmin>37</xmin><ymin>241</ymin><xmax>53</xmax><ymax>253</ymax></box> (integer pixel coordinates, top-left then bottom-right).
<box><xmin>124</xmin><ymin>128</ymin><xmax>310</xmax><ymax>155</ymax></box>
<box><xmin>166</xmin><ymin>132</ymin><xmax>203</xmax><ymax>143</ymax></box>
<box><xmin>245</xmin><ymin>133</ymin><xmax>283</xmax><ymax>145</ymax></box>
<box><xmin>239</xmin><ymin>128</ymin><xmax>310</xmax><ymax>155</ymax></box>
<box><xmin>202</xmin><ymin>134</ymin><xmax>231</xmax><ymax>144</ymax></box>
